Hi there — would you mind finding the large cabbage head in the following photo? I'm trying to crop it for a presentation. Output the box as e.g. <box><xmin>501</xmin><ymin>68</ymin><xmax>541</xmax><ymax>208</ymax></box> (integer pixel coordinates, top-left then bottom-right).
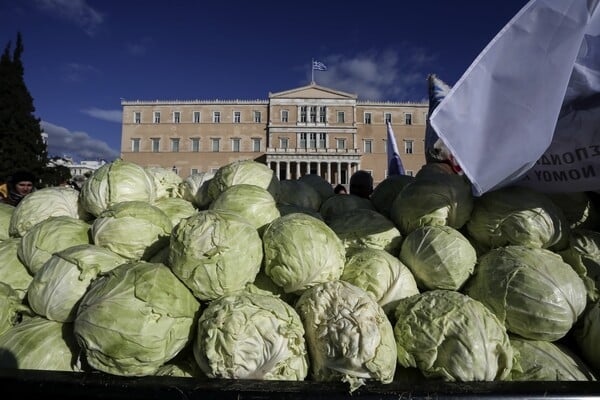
<box><xmin>370</xmin><ymin>174</ymin><xmax>415</xmax><ymax>218</ymax></box>
<box><xmin>319</xmin><ymin>194</ymin><xmax>375</xmax><ymax>221</ymax></box>
<box><xmin>80</xmin><ymin>159</ymin><xmax>157</xmax><ymax>217</ymax></box>
<box><xmin>547</xmin><ymin>191</ymin><xmax>600</xmax><ymax>231</ymax></box>
<box><xmin>574</xmin><ymin>300</ymin><xmax>600</xmax><ymax>371</ymax></box>
<box><xmin>0</xmin><ymin>317</ymin><xmax>82</xmax><ymax>371</ymax></box>
<box><xmin>0</xmin><ymin>238</ymin><xmax>33</xmax><ymax>299</ymax></box>
<box><xmin>278</xmin><ymin>179</ymin><xmax>322</xmax><ymax>211</ymax></box>
<box><xmin>209</xmin><ymin>183</ymin><xmax>280</xmax><ymax>234</ymax></box>
<box><xmin>179</xmin><ymin>171</ymin><xmax>214</xmax><ymax>209</ymax></box>
<box><xmin>262</xmin><ymin>213</ymin><xmax>345</xmax><ymax>294</ymax></box>
<box><xmin>169</xmin><ymin>209</ymin><xmax>263</xmax><ymax>301</ymax></box>
<box><xmin>27</xmin><ymin>244</ymin><xmax>128</xmax><ymax>322</ymax></box>
<box><xmin>193</xmin><ymin>291</ymin><xmax>308</xmax><ymax>380</ymax></box>
<box><xmin>145</xmin><ymin>166</ymin><xmax>183</xmax><ymax>199</ymax></box>
<box><xmin>91</xmin><ymin>200</ymin><xmax>172</xmax><ymax>261</ymax></box>
<box><xmin>393</xmin><ymin>290</ymin><xmax>513</xmax><ymax>381</ymax></box>
<box><xmin>341</xmin><ymin>247</ymin><xmax>419</xmax><ymax>315</ymax></box>
<box><xmin>9</xmin><ymin>186</ymin><xmax>89</xmax><ymax>237</ymax></box>
<box><xmin>466</xmin><ymin>186</ymin><xmax>569</xmax><ymax>250</ymax></box>
<box><xmin>327</xmin><ymin>208</ymin><xmax>402</xmax><ymax>256</ymax></box>
<box><xmin>399</xmin><ymin>225</ymin><xmax>476</xmax><ymax>291</ymax></box>
<box><xmin>559</xmin><ymin>229</ymin><xmax>600</xmax><ymax>302</ymax></box>
<box><xmin>509</xmin><ymin>336</ymin><xmax>596</xmax><ymax>381</ymax></box>
<box><xmin>465</xmin><ymin>245</ymin><xmax>587</xmax><ymax>341</ymax></box>
<box><xmin>295</xmin><ymin>280</ymin><xmax>397</xmax><ymax>391</ymax></box>
<box><xmin>74</xmin><ymin>261</ymin><xmax>200</xmax><ymax>376</ymax></box>
<box><xmin>298</xmin><ymin>174</ymin><xmax>335</xmax><ymax>203</ymax></box>
<box><xmin>18</xmin><ymin>215</ymin><xmax>91</xmax><ymax>275</ymax></box>
<box><xmin>389</xmin><ymin>173</ymin><xmax>474</xmax><ymax>236</ymax></box>
<box><xmin>152</xmin><ymin>197</ymin><xmax>197</xmax><ymax>229</ymax></box>
<box><xmin>207</xmin><ymin>160</ymin><xmax>280</xmax><ymax>202</ymax></box>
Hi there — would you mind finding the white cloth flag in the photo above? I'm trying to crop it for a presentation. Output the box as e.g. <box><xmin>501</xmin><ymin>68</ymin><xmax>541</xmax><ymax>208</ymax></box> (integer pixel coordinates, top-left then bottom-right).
<box><xmin>430</xmin><ymin>0</ymin><xmax>600</xmax><ymax>196</ymax></box>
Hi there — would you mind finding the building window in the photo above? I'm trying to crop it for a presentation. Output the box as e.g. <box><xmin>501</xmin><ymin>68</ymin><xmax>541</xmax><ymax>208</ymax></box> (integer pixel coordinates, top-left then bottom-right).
<box><xmin>364</xmin><ymin>139</ymin><xmax>373</xmax><ymax>153</ymax></box>
<box><xmin>279</xmin><ymin>137</ymin><xmax>288</xmax><ymax>149</ymax></box>
<box><xmin>404</xmin><ymin>140</ymin><xmax>414</xmax><ymax>154</ymax></box>
<box><xmin>151</xmin><ymin>138</ymin><xmax>160</xmax><ymax>152</ymax></box>
<box><xmin>364</xmin><ymin>112</ymin><xmax>372</xmax><ymax>124</ymax></box>
<box><xmin>171</xmin><ymin>138</ymin><xmax>180</xmax><ymax>152</ymax></box>
<box><xmin>336</xmin><ymin>138</ymin><xmax>346</xmax><ymax>150</ymax></box>
<box><xmin>310</xmin><ymin>106</ymin><xmax>317</xmax><ymax>123</ymax></box>
<box><xmin>300</xmin><ymin>133</ymin><xmax>326</xmax><ymax>149</ymax></box>
<box><xmin>134</xmin><ymin>112</ymin><xmax>141</xmax><ymax>124</ymax></box>
<box><xmin>300</xmin><ymin>106</ymin><xmax>307</xmax><ymax>123</ymax></box>
<box><xmin>173</xmin><ymin>111</ymin><xmax>181</xmax><ymax>124</ymax></box>
<box><xmin>337</xmin><ymin>111</ymin><xmax>345</xmax><ymax>123</ymax></box>
<box><xmin>405</xmin><ymin>113</ymin><xmax>412</xmax><ymax>125</ymax></box>
<box><xmin>252</xmin><ymin>138</ymin><xmax>261</xmax><ymax>152</ymax></box>
<box><xmin>213</xmin><ymin>112</ymin><xmax>221</xmax><ymax>123</ymax></box>
<box><xmin>232</xmin><ymin>138</ymin><xmax>240</xmax><ymax>152</ymax></box>
<box><xmin>153</xmin><ymin>112</ymin><xmax>161</xmax><ymax>124</ymax></box>
<box><xmin>319</xmin><ymin>106</ymin><xmax>326</xmax><ymax>123</ymax></box>
<box><xmin>281</xmin><ymin>110</ymin><xmax>288</xmax><ymax>123</ymax></box>
<box><xmin>384</xmin><ymin>113</ymin><xmax>392</xmax><ymax>123</ymax></box>
<box><xmin>193</xmin><ymin>111</ymin><xmax>201</xmax><ymax>123</ymax></box>
<box><xmin>253</xmin><ymin>111</ymin><xmax>261</xmax><ymax>123</ymax></box>
<box><xmin>191</xmin><ymin>137</ymin><xmax>200</xmax><ymax>152</ymax></box>
<box><xmin>318</xmin><ymin>132</ymin><xmax>326</xmax><ymax>148</ymax></box>
<box><xmin>131</xmin><ymin>138</ymin><xmax>140</xmax><ymax>152</ymax></box>
<box><xmin>211</xmin><ymin>138</ymin><xmax>220</xmax><ymax>152</ymax></box>
<box><xmin>234</xmin><ymin>111</ymin><xmax>241</xmax><ymax>123</ymax></box>
<box><xmin>191</xmin><ymin>168</ymin><xmax>199</xmax><ymax>175</ymax></box>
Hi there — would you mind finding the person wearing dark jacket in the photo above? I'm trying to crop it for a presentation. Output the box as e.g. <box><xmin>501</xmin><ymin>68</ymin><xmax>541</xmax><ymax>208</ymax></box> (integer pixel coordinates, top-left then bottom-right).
<box><xmin>0</xmin><ymin>170</ymin><xmax>36</xmax><ymax>206</ymax></box>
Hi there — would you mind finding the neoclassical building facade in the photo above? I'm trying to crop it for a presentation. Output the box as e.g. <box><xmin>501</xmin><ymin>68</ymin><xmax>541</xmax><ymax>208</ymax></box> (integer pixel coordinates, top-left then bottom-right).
<box><xmin>120</xmin><ymin>83</ymin><xmax>428</xmax><ymax>187</ymax></box>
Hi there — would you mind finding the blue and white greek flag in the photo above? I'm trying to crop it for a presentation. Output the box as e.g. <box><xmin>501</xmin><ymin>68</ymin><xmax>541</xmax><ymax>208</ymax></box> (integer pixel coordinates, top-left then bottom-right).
<box><xmin>312</xmin><ymin>60</ymin><xmax>327</xmax><ymax>71</ymax></box>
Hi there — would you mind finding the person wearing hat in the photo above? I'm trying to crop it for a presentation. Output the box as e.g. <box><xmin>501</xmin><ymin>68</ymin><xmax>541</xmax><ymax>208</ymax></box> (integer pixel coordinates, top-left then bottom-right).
<box><xmin>349</xmin><ymin>170</ymin><xmax>374</xmax><ymax>199</ymax></box>
<box><xmin>0</xmin><ymin>170</ymin><xmax>36</xmax><ymax>206</ymax></box>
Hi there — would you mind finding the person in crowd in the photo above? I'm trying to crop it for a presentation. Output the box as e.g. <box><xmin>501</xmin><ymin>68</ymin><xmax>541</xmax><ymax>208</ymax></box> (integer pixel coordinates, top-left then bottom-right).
<box><xmin>333</xmin><ymin>184</ymin><xmax>347</xmax><ymax>195</ymax></box>
<box><xmin>349</xmin><ymin>170</ymin><xmax>373</xmax><ymax>199</ymax></box>
<box><xmin>0</xmin><ymin>170</ymin><xmax>36</xmax><ymax>206</ymax></box>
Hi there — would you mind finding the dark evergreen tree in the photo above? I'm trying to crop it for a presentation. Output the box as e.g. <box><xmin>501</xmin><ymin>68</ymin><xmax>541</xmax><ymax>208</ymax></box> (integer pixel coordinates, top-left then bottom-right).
<box><xmin>0</xmin><ymin>32</ymin><xmax>49</xmax><ymax>185</ymax></box>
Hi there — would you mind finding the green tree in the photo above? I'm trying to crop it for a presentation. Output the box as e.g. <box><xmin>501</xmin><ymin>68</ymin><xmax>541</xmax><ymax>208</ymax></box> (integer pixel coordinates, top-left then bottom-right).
<box><xmin>0</xmin><ymin>32</ymin><xmax>50</xmax><ymax>185</ymax></box>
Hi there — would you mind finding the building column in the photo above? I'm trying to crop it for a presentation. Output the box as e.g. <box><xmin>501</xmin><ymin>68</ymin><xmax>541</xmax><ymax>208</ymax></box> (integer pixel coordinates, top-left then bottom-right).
<box><xmin>283</xmin><ymin>161</ymin><xmax>289</xmax><ymax>180</ymax></box>
<box><xmin>317</xmin><ymin>161</ymin><xmax>321</xmax><ymax>177</ymax></box>
<box><xmin>327</xmin><ymin>163</ymin><xmax>331</xmax><ymax>184</ymax></box>
<box><xmin>296</xmin><ymin>161</ymin><xmax>300</xmax><ymax>179</ymax></box>
<box><xmin>337</xmin><ymin>162</ymin><xmax>342</xmax><ymax>184</ymax></box>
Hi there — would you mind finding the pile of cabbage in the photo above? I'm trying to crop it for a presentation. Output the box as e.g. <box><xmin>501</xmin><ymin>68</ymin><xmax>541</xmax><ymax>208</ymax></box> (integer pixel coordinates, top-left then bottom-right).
<box><xmin>0</xmin><ymin>158</ymin><xmax>598</xmax><ymax>392</ymax></box>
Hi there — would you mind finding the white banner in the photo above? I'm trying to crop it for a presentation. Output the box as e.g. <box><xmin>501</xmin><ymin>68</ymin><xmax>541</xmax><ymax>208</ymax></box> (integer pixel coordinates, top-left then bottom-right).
<box><xmin>430</xmin><ymin>0</ymin><xmax>600</xmax><ymax>195</ymax></box>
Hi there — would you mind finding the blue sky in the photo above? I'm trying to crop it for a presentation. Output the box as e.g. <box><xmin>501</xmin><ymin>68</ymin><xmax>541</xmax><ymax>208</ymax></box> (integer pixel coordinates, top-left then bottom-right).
<box><xmin>0</xmin><ymin>0</ymin><xmax>529</xmax><ymax>163</ymax></box>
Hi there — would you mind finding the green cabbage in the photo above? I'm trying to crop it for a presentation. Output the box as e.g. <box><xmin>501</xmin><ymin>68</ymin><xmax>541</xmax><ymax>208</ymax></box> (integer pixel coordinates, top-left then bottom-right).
<box><xmin>278</xmin><ymin>180</ymin><xmax>322</xmax><ymax>211</ymax></box>
<box><xmin>152</xmin><ymin>197</ymin><xmax>197</xmax><ymax>228</ymax></box>
<box><xmin>341</xmin><ymin>247</ymin><xmax>419</xmax><ymax>315</ymax></box>
<box><xmin>193</xmin><ymin>291</ymin><xmax>308</xmax><ymax>380</ymax></box>
<box><xmin>209</xmin><ymin>183</ymin><xmax>280</xmax><ymax>234</ymax></box>
<box><xmin>27</xmin><ymin>244</ymin><xmax>128</xmax><ymax>322</ymax></box>
<box><xmin>0</xmin><ymin>282</ymin><xmax>31</xmax><ymax>336</ymax></box>
<box><xmin>207</xmin><ymin>160</ymin><xmax>280</xmax><ymax>202</ymax></box>
<box><xmin>262</xmin><ymin>213</ymin><xmax>345</xmax><ymax>294</ymax></box>
<box><xmin>145</xmin><ymin>166</ymin><xmax>183</xmax><ymax>199</ymax></box>
<box><xmin>74</xmin><ymin>261</ymin><xmax>200</xmax><ymax>376</ymax></box>
<box><xmin>18</xmin><ymin>215</ymin><xmax>91</xmax><ymax>275</ymax></box>
<box><xmin>0</xmin><ymin>317</ymin><xmax>82</xmax><ymax>371</ymax></box>
<box><xmin>0</xmin><ymin>238</ymin><xmax>33</xmax><ymax>299</ymax></box>
<box><xmin>295</xmin><ymin>280</ymin><xmax>396</xmax><ymax>391</ymax></box>
<box><xmin>0</xmin><ymin>203</ymin><xmax>14</xmax><ymax>240</ymax></box>
<box><xmin>169</xmin><ymin>209</ymin><xmax>263</xmax><ymax>301</ymax></box>
<box><xmin>179</xmin><ymin>171</ymin><xmax>214</xmax><ymax>209</ymax></box>
<box><xmin>9</xmin><ymin>186</ymin><xmax>90</xmax><ymax>237</ymax></box>
<box><xmin>509</xmin><ymin>336</ymin><xmax>596</xmax><ymax>381</ymax></box>
<box><xmin>465</xmin><ymin>245</ymin><xmax>587</xmax><ymax>341</ymax></box>
<box><xmin>390</xmin><ymin>173</ymin><xmax>473</xmax><ymax>236</ymax></box>
<box><xmin>319</xmin><ymin>194</ymin><xmax>375</xmax><ymax>221</ymax></box>
<box><xmin>559</xmin><ymin>229</ymin><xmax>600</xmax><ymax>302</ymax></box>
<box><xmin>466</xmin><ymin>186</ymin><xmax>569</xmax><ymax>250</ymax></box>
<box><xmin>399</xmin><ymin>225</ymin><xmax>476</xmax><ymax>291</ymax></box>
<box><xmin>91</xmin><ymin>200</ymin><xmax>172</xmax><ymax>261</ymax></box>
<box><xmin>370</xmin><ymin>174</ymin><xmax>415</xmax><ymax>218</ymax></box>
<box><xmin>574</xmin><ymin>300</ymin><xmax>600</xmax><ymax>371</ymax></box>
<box><xmin>80</xmin><ymin>159</ymin><xmax>157</xmax><ymax>217</ymax></box>
<box><xmin>393</xmin><ymin>290</ymin><xmax>513</xmax><ymax>381</ymax></box>
<box><xmin>297</xmin><ymin>174</ymin><xmax>335</xmax><ymax>203</ymax></box>
<box><xmin>327</xmin><ymin>209</ymin><xmax>403</xmax><ymax>256</ymax></box>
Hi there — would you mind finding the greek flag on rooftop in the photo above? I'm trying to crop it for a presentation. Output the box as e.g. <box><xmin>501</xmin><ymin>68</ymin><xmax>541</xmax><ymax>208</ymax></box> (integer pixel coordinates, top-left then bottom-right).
<box><xmin>312</xmin><ymin>60</ymin><xmax>327</xmax><ymax>71</ymax></box>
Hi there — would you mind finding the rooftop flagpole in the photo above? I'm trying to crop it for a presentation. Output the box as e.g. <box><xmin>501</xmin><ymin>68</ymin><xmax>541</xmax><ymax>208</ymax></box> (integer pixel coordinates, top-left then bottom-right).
<box><xmin>311</xmin><ymin>58</ymin><xmax>314</xmax><ymax>83</ymax></box>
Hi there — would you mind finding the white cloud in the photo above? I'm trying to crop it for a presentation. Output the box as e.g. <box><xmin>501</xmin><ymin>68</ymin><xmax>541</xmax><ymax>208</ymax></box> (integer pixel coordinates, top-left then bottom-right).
<box><xmin>126</xmin><ymin>37</ymin><xmax>153</xmax><ymax>56</ymax></box>
<box><xmin>81</xmin><ymin>108</ymin><xmax>122</xmax><ymax>123</ymax></box>
<box><xmin>33</xmin><ymin>0</ymin><xmax>104</xmax><ymax>36</ymax></box>
<box><xmin>312</xmin><ymin>47</ymin><xmax>435</xmax><ymax>101</ymax></box>
<box><xmin>60</xmin><ymin>62</ymin><xmax>100</xmax><ymax>83</ymax></box>
<box><xmin>41</xmin><ymin>121</ymin><xmax>119</xmax><ymax>161</ymax></box>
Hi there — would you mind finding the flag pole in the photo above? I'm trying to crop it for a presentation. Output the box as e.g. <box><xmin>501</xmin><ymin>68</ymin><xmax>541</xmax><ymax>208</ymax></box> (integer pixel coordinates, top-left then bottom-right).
<box><xmin>311</xmin><ymin>58</ymin><xmax>314</xmax><ymax>83</ymax></box>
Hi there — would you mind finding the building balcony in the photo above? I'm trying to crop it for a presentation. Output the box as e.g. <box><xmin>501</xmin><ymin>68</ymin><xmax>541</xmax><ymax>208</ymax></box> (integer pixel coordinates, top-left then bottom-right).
<box><xmin>266</xmin><ymin>148</ymin><xmax>359</xmax><ymax>154</ymax></box>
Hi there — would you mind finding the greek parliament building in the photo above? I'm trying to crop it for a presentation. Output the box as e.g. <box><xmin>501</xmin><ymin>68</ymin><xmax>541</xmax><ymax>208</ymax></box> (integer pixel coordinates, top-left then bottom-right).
<box><xmin>120</xmin><ymin>82</ymin><xmax>428</xmax><ymax>187</ymax></box>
